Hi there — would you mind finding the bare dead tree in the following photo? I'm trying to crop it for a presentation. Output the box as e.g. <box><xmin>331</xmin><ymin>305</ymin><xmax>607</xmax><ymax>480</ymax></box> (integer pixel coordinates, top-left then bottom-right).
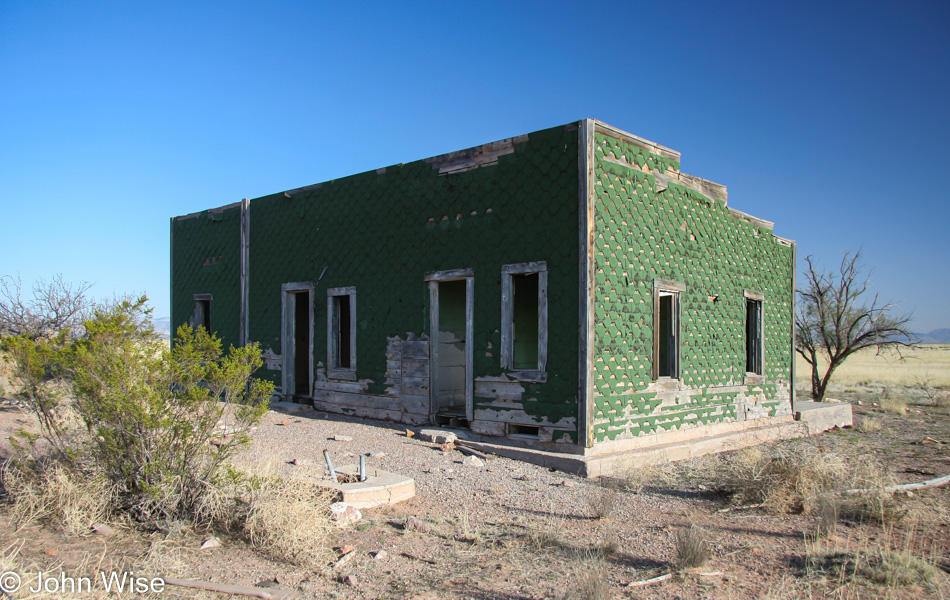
<box><xmin>0</xmin><ymin>274</ymin><xmax>93</xmax><ymax>340</ymax></box>
<box><xmin>795</xmin><ymin>251</ymin><xmax>915</xmax><ymax>401</ymax></box>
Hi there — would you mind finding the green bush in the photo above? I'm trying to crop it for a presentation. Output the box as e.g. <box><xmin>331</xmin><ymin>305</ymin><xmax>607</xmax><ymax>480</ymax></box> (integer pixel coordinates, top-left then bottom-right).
<box><xmin>3</xmin><ymin>296</ymin><xmax>273</xmax><ymax>523</ymax></box>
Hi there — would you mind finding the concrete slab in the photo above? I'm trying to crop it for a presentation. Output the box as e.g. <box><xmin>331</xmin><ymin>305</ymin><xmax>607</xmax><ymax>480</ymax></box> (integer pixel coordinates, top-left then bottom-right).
<box><xmin>795</xmin><ymin>401</ymin><xmax>853</xmax><ymax>433</ymax></box>
<box><xmin>320</xmin><ymin>464</ymin><xmax>415</xmax><ymax>509</ymax></box>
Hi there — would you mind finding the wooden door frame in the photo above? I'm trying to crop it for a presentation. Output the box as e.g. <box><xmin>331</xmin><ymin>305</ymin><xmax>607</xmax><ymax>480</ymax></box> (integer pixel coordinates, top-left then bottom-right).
<box><xmin>425</xmin><ymin>269</ymin><xmax>474</xmax><ymax>423</ymax></box>
<box><xmin>281</xmin><ymin>281</ymin><xmax>314</xmax><ymax>401</ymax></box>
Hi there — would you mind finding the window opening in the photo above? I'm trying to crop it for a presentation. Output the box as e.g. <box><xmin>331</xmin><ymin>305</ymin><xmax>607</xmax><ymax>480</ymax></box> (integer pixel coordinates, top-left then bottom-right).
<box><xmin>746</xmin><ymin>297</ymin><xmax>763</xmax><ymax>375</ymax></box>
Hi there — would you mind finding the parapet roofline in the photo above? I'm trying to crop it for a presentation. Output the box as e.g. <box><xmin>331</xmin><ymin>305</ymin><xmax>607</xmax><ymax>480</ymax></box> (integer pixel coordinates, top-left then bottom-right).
<box><xmin>172</xmin><ymin>119</ymin><xmax>782</xmax><ymax>236</ymax></box>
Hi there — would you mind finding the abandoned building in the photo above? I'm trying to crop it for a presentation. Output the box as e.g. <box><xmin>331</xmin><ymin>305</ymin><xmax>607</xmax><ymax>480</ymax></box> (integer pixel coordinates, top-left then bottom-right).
<box><xmin>171</xmin><ymin>119</ymin><xmax>809</xmax><ymax>462</ymax></box>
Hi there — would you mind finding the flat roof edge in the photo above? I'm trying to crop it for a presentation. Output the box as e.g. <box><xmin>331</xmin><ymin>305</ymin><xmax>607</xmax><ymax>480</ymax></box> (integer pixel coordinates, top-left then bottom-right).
<box><xmin>591</xmin><ymin>120</ymin><xmax>681</xmax><ymax>163</ymax></box>
<box><xmin>173</xmin><ymin>200</ymin><xmax>243</xmax><ymax>221</ymax></box>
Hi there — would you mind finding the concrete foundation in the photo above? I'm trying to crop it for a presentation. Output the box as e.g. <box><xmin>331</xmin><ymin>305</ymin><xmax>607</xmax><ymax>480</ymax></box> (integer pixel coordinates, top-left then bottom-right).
<box><xmin>458</xmin><ymin>402</ymin><xmax>853</xmax><ymax>478</ymax></box>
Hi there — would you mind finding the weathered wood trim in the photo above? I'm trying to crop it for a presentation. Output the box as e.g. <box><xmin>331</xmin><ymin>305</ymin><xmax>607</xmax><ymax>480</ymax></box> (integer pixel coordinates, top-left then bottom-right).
<box><xmin>326</xmin><ymin>286</ymin><xmax>357</xmax><ymax>378</ymax></box>
<box><xmin>465</xmin><ymin>276</ymin><xmax>474</xmax><ymax>422</ymax></box>
<box><xmin>424</xmin><ymin>268</ymin><xmax>474</xmax><ymax>282</ymax></box>
<box><xmin>500</xmin><ymin>261</ymin><xmax>548</xmax><ymax>372</ymax></box>
<box><xmin>654</xmin><ymin>278</ymin><xmax>687</xmax><ymax>293</ymax></box>
<box><xmin>578</xmin><ymin>118</ymin><xmax>595</xmax><ymax>448</ymax></box>
<box><xmin>239</xmin><ymin>198</ymin><xmax>250</xmax><ymax>346</ymax></box>
<box><xmin>193</xmin><ymin>293</ymin><xmax>213</xmax><ymax>301</ymax></box>
<box><xmin>744</xmin><ymin>289</ymin><xmax>765</xmax><ymax>301</ymax></box>
<box><xmin>173</xmin><ymin>201</ymin><xmax>243</xmax><ymax>221</ymax></box>
<box><xmin>790</xmin><ymin>242</ymin><xmax>797</xmax><ymax>414</ymax></box>
<box><xmin>424</xmin><ymin>135</ymin><xmax>529</xmax><ymax>176</ymax></box>
<box><xmin>591</xmin><ymin>120</ymin><xmax>681</xmax><ymax>163</ymax></box>
<box><xmin>728</xmin><ymin>206</ymin><xmax>774</xmax><ymax>230</ymax></box>
<box><xmin>427</xmin><ymin>272</ymin><xmax>474</xmax><ymax>422</ymax></box>
<box><xmin>169</xmin><ymin>217</ymin><xmax>174</xmax><ymax>342</ymax></box>
<box><xmin>280</xmin><ymin>281</ymin><xmax>314</xmax><ymax>400</ymax></box>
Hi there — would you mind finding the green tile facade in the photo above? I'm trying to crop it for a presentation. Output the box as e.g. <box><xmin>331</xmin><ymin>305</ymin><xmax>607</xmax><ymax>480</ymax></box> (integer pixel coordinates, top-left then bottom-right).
<box><xmin>590</xmin><ymin>131</ymin><xmax>795</xmax><ymax>444</ymax></box>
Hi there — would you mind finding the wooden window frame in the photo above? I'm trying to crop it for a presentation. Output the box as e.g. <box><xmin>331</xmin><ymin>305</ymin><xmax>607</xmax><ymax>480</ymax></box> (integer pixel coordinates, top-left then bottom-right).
<box><xmin>745</xmin><ymin>290</ymin><xmax>765</xmax><ymax>380</ymax></box>
<box><xmin>653</xmin><ymin>279</ymin><xmax>685</xmax><ymax>380</ymax></box>
<box><xmin>500</xmin><ymin>261</ymin><xmax>548</xmax><ymax>383</ymax></box>
<box><xmin>327</xmin><ymin>286</ymin><xmax>357</xmax><ymax>380</ymax></box>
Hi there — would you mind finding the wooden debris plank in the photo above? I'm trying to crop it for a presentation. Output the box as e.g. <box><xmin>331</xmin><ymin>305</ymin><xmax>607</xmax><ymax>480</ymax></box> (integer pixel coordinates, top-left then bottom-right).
<box><xmin>163</xmin><ymin>577</ymin><xmax>296</xmax><ymax>600</ymax></box>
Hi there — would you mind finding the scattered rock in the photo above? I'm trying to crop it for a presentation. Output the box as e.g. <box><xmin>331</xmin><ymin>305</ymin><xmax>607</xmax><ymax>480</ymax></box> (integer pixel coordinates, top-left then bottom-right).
<box><xmin>372</xmin><ymin>550</ymin><xmax>388</xmax><ymax>560</ymax></box>
<box><xmin>344</xmin><ymin>575</ymin><xmax>358</xmax><ymax>587</ymax></box>
<box><xmin>439</xmin><ymin>442</ymin><xmax>456</xmax><ymax>452</ymax></box>
<box><xmin>332</xmin><ymin>434</ymin><xmax>354</xmax><ymax>442</ymax></box>
<box><xmin>43</xmin><ymin>548</ymin><xmax>58</xmax><ymax>555</ymax></box>
<box><xmin>368</xmin><ymin>451</ymin><xmax>386</xmax><ymax>458</ymax></box>
<box><xmin>278</xmin><ymin>420</ymin><xmax>291</xmax><ymax>426</ymax></box>
<box><xmin>255</xmin><ymin>578</ymin><xmax>279</xmax><ymax>588</ymax></box>
<box><xmin>463</xmin><ymin>455</ymin><xmax>485</xmax><ymax>467</ymax></box>
<box><xmin>289</xmin><ymin>457</ymin><xmax>313</xmax><ymax>466</ymax></box>
<box><xmin>200</xmin><ymin>537</ymin><xmax>222</xmax><ymax>550</ymax></box>
<box><xmin>420</xmin><ymin>429</ymin><xmax>458</xmax><ymax>444</ymax></box>
<box><xmin>405</xmin><ymin>429</ymin><xmax>415</xmax><ymax>438</ymax></box>
<box><xmin>334</xmin><ymin>548</ymin><xmax>357</xmax><ymax>568</ymax></box>
<box><xmin>330</xmin><ymin>502</ymin><xmax>362</xmax><ymax>526</ymax></box>
<box><xmin>336</xmin><ymin>545</ymin><xmax>356</xmax><ymax>555</ymax></box>
<box><xmin>91</xmin><ymin>523</ymin><xmax>115</xmax><ymax>536</ymax></box>
<box><xmin>515</xmin><ymin>474</ymin><xmax>532</xmax><ymax>481</ymax></box>
<box><xmin>405</xmin><ymin>516</ymin><xmax>431</xmax><ymax>533</ymax></box>
<box><xmin>558</xmin><ymin>480</ymin><xmax>576</xmax><ymax>488</ymax></box>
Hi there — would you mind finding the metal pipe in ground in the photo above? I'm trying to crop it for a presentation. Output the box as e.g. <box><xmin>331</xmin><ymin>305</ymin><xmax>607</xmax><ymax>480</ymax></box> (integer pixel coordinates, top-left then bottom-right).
<box><xmin>359</xmin><ymin>455</ymin><xmax>367</xmax><ymax>482</ymax></box>
<box><xmin>323</xmin><ymin>449</ymin><xmax>338</xmax><ymax>481</ymax></box>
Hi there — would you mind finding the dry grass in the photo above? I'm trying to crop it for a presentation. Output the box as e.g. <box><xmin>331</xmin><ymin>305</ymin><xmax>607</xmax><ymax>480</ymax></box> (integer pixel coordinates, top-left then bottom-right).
<box><xmin>675</xmin><ymin>522</ymin><xmax>712</xmax><ymax>569</ymax></box>
<box><xmin>708</xmin><ymin>439</ymin><xmax>899</xmax><ymax>523</ymax></box>
<box><xmin>242</xmin><ymin>476</ymin><xmax>335</xmax><ymax>567</ymax></box>
<box><xmin>584</xmin><ymin>478</ymin><xmax>620</xmax><ymax>520</ymax></box>
<box><xmin>806</xmin><ymin>547</ymin><xmax>937</xmax><ymax>588</ymax></box>
<box><xmin>570</xmin><ymin>549</ymin><xmax>611</xmax><ymax>600</ymax></box>
<box><xmin>618</xmin><ymin>459</ymin><xmax>676</xmax><ymax>494</ymax></box>
<box><xmin>796</xmin><ymin>344</ymin><xmax>950</xmax><ymax>388</ymax></box>
<box><xmin>879</xmin><ymin>396</ymin><xmax>907</xmax><ymax>415</ymax></box>
<box><xmin>857</xmin><ymin>416</ymin><xmax>884</xmax><ymax>433</ymax></box>
<box><xmin>2</xmin><ymin>461</ymin><xmax>112</xmax><ymax>534</ymax></box>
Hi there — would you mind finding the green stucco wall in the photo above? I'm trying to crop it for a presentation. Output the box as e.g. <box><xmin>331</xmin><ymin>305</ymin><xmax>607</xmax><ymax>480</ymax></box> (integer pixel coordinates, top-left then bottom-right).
<box><xmin>170</xmin><ymin>206</ymin><xmax>242</xmax><ymax>347</ymax></box>
<box><xmin>590</xmin><ymin>131</ymin><xmax>794</xmax><ymax>443</ymax></box>
<box><xmin>173</xmin><ymin>123</ymin><xmax>581</xmax><ymax>439</ymax></box>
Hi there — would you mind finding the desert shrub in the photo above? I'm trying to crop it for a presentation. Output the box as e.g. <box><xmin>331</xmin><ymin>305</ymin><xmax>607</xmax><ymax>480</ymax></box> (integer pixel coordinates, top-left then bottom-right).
<box><xmin>858</xmin><ymin>416</ymin><xmax>884</xmax><ymax>433</ymax></box>
<box><xmin>675</xmin><ymin>523</ymin><xmax>712</xmax><ymax>569</ymax></box>
<box><xmin>2</xmin><ymin>296</ymin><xmax>273</xmax><ymax>524</ymax></box>
<box><xmin>570</xmin><ymin>549</ymin><xmax>611</xmax><ymax>600</ymax></box>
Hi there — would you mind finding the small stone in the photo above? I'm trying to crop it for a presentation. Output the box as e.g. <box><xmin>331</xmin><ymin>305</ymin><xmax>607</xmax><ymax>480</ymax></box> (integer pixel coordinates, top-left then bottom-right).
<box><xmin>440</xmin><ymin>442</ymin><xmax>456</xmax><ymax>452</ymax></box>
<box><xmin>334</xmin><ymin>549</ymin><xmax>357</xmax><ymax>568</ymax></box>
<box><xmin>200</xmin><ymin>536</ymin><xmax>221</xmax><ymax>549</ymax></box>
<box><xmin>278</xmin><ymin>420</ymin><xmax>291</xmax><ymax>426</ymax></box>
<box><xmin>330</xmin><ymin>502</ymin><xmax>362</xmax><ymax>526</ymax></box>
<box><xmin>372</xmin><ymin>550</ymin><xmax>388</xmax><ymax>560</ymax></box>
<box><xmin>463</xmin><ymin>455</ymin><xmax>485</xmax><ymax>467</ymax></box>
<box><xmin>856</xmin><ymin>400</ymin><xmax>863</xmax><ymax>405</ymax></box>
<box><xmin>515</xmin><ymin>474</ymin><xmax>531</xmax><ymax>481</ymax></box>
<box><xmin>560</xmin><ymin>480</ymin><xmax>576</xmax><ymax>488</ymax></box>
<box><xmin>43</xmin><ymin>548</ymin><xmax>58</xmax><ymax>555</ymax></box>
<box><xmin>92</xmin><ymin>523</ymin><xmax>115</xmax><ymax>536</ymax></box>
<box><xmin>289</xmin><ymin>458</ymin><xmax>312</xmax><ymax>466</ymax></box>
<box><xmin>344</xmin><ymin>575</ymin><xmax>358</xmax><ymax>587</ymax></box>
<box><xmin>337</xmin><ymin>545</ymin><xmax>356</xmax><ymax>555</ymax></box>
<box><xmin>405</xmin><ymin>516</ymin><xmax>431</xmax><ymax>533</ymax></box>
<box><xmin>368</xmin><ymin>451</ymin><xmax>386</xmax><ymax>458</ymax></box>
<box><xmin>332</xmin><ymin>434</ymin><xmax>353</xmax><ymax>442</ymax></box>
<box><xmin>420</xmin><ymin>429</ymin><xmax>458</xmax><ymax>444</ymax></box>
<box><xmin>405</xmin><ymin>429</ymin><xmax>415</xmax><ymax>438</ymax></box>
<box><xmin>255</xmin><ymin>578</ymin><xmax>279</xmax><ymax>588</ymax></box>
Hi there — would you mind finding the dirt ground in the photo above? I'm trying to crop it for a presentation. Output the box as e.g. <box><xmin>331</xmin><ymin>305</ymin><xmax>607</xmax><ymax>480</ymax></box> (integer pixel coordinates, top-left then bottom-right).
<box><xmin>1</xmin><ymin>381</ymin><xmax>949</xmax><ymax>599</ymax></box>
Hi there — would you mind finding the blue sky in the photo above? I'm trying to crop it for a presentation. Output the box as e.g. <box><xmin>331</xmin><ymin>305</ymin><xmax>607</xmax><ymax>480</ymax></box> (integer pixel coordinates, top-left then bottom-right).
<box><xmin>1</xmin><ymin>0</ymin><xmax>948</xmax><ymax>331</ymax></box>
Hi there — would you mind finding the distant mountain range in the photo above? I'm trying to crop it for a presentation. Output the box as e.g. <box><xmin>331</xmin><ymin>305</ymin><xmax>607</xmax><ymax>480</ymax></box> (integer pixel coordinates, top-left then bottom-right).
<box><xmin>915</xmin><ymin>328</ymin><xmax>950</xmax><ymax>344</ymax></box>
<box><xmin>153</xmin><ymin>317</ymin><xmax>171</xmax><ymax>340</ymax></box>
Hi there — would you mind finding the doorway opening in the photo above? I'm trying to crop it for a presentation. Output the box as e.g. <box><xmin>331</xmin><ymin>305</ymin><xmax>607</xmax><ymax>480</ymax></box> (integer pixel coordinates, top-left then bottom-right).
<box><xmin>281</xmin><ymin>282</ymin><xmax>314</xmax><ymax>402</ymax></box>
<box><xmin>426</xmin><ymin>270</ymin><xmax>473</xmax><ymax>426</ymax></box>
